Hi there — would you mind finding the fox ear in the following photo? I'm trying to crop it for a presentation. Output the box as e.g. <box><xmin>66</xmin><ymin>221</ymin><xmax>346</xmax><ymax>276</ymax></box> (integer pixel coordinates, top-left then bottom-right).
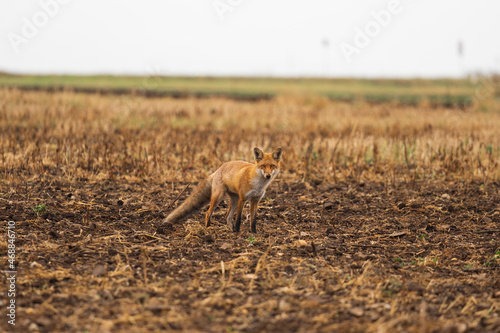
<box><xmin>272</xmin><ymin>147</ymin><xmax>282</xmax><ymax>161</ymax></box>
<box><xmin>254</xmin><ymin>147</ymin><xmax>264</xmax><ymax>162</ymax></box>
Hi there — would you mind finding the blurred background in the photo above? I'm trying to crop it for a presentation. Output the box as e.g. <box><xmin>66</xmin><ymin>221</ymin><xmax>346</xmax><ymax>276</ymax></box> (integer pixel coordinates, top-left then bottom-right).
<box><xmin>1</xmin><ymin>0</ymin><xmax>499</xmax><ymax>77</ymax></box>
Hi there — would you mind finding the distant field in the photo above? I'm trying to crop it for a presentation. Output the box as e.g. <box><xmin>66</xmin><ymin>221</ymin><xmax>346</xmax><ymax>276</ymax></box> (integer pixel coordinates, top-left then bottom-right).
<box><xmin>1</xmin><ymin>73</ymin><xmax>498</xmax><ymax>107</ymax></box>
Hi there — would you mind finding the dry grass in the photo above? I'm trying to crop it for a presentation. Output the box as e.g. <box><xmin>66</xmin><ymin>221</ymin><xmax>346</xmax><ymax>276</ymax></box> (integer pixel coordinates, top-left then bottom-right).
<box><xmin>1</xmin><ymin>88</ymin><xmax>499</xmax><ymax>184</ymax></box>
<box><xmin>0</xmin><ymin>88</ymin><xmax>499</xmax><ymax>332</ymax></box>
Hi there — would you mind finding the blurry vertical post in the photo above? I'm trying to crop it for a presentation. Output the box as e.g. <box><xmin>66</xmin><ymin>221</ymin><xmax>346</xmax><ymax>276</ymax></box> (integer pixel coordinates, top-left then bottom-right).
<box><xmin>339</xmin><ymin>0</ymin><xmax>406</xmax><ymax>63</ymax></box>
<box><xmin>213</xmin><ymin>0</ymin><xmax>243</xmax><ymax>21</ymax></box>
<box><xmin>8</xmin><ymin>0</ymin><xmax>73</xmax><ymax>53</ymax></box>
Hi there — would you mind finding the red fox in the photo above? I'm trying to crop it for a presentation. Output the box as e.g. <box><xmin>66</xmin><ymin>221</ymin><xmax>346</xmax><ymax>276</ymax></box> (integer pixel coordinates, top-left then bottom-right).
<box><xmin>163</xmin><ymin>147</ymin><xmax>282</xmax><ymax>233</ymax></box>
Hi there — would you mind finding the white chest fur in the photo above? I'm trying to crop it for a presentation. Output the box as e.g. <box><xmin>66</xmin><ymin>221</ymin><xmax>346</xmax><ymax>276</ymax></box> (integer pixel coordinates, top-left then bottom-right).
<box><xmin>244</xmin><ymin>170</ymin><xmax>277</xmax><ymax>200</ymax></box>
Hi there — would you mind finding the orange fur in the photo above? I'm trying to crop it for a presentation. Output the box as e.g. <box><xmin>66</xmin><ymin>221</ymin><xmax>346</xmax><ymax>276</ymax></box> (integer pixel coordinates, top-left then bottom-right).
<box><xmin>163</xmin><ymin>147</ymin><xmax>282</xmax><ymax>233</ymax></box>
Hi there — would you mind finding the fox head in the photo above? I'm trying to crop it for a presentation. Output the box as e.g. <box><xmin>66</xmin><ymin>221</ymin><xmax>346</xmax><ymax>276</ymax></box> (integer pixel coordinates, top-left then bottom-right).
<box><xmin>254</xmin><ymin>147</ymin><xmax>282</xmax><ymax>180</ymax></box>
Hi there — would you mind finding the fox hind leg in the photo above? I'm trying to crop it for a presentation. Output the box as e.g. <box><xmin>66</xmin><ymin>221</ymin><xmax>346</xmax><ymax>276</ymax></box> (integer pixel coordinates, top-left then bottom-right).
<box><xmin>250</xmin><ymin>198</ymin><xmax>261</xmax><ymax>233</ymax></box>
<box><xmin>233</xmin><ymin>198</ymin><xmax>246</xmax><ymax>232</ymax></box>
<box><xmin>225</xmin><ymin>193</ymin><xmax>239</xmax><ymax>230</ymax></box>
<box><xmin>205</xmin><ymin>189</ymin><xmax>224</xmax><ymax>228</ymax></box>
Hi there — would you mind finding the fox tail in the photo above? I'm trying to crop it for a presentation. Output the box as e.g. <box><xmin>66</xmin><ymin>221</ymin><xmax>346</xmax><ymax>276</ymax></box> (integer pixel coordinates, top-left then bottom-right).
<box><xmin>163</xmin><ymin>177</ymin><xmax>212</xmax><ymax>224</ymax></box>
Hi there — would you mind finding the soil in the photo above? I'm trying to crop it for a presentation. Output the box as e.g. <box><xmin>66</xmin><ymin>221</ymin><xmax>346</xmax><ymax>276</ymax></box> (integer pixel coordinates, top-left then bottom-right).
<box><xmin>1</xmin><ymin>177</ymin><xmax>499</xmax><ymax>332</ymax></box>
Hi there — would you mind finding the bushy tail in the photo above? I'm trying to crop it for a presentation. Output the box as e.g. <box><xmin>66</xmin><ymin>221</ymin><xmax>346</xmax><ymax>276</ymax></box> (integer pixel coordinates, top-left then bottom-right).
<box><xmin>163</xmin><ymin>177</ymin><xmax>212</xmax><ymax>224</ymax></box>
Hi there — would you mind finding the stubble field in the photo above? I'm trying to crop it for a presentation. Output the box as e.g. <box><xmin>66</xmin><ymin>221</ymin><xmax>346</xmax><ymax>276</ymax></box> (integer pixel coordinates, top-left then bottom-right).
<box><xmin>0</xmin><ymin>87</ymin><xmax>499</xmax><ymax>332</ymax></box>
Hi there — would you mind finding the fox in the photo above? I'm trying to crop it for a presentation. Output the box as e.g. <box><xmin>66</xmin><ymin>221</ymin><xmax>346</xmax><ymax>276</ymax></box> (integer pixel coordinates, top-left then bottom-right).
<box><xmin>162</xmin><ymin>147</ymin><xmax>282</xmax><ymax>233</ymax></box>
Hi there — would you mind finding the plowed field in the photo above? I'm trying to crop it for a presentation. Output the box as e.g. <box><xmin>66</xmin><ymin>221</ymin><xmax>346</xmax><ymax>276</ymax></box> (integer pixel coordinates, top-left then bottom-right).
<box><xmin>0</xmin><ymin>89</ymin><xmax>499</xmax><ymax>332</ymax></box>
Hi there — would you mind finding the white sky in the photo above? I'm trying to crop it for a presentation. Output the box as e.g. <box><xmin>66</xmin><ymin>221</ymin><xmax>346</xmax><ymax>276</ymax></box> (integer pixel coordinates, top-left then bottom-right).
<box><xmin>1</xmin><ymin>0</ymin><xmax>499</xmax><ymax>78</ymax></box>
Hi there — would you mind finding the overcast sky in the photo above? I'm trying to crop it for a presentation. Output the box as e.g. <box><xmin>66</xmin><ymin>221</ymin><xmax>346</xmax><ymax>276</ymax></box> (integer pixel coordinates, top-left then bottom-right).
<box><xmin>1</xmin><ymin>0</ymin><xmax>499</xmax><ymax>78</ymax></box>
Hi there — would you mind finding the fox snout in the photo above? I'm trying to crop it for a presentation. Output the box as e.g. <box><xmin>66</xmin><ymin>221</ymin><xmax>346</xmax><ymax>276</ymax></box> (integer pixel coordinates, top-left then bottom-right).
<box><xmin>265</xmin><ymin>174</ymin><xmax>271</xmax><ymax>179</ymax></box>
